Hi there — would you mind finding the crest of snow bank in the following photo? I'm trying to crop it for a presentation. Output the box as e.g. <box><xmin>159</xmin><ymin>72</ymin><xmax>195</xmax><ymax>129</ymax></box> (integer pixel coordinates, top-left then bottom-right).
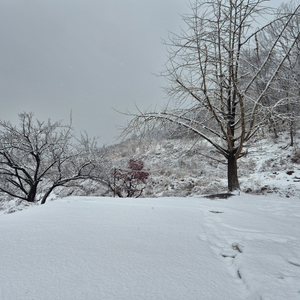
<box><xmin>0</xmin><ymin>194</ymin><xmax>299</xmax><ymax>300</ymax></box>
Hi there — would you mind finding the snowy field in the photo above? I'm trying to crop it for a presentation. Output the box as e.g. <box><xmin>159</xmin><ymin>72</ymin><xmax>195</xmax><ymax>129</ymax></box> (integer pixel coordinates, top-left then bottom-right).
<box><xmin>0</xmin><ymin>194</ymin><xmax>299</xmax><ymax>300</ymax></box>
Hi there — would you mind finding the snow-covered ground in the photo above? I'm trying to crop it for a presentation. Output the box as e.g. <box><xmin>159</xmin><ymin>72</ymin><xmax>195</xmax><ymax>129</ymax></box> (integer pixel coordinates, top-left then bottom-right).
<box><xmin>1</xmin><ymin>194</ymin><xmax>299</xmax><ymax>300</ymax></box>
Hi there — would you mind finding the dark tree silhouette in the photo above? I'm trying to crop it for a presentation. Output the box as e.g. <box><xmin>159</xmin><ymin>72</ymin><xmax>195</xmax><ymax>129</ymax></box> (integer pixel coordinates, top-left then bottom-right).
<box><xmin>0</xmin><ymin>112</ymin><xmax>104</xmax><ymax>204</ymax></box>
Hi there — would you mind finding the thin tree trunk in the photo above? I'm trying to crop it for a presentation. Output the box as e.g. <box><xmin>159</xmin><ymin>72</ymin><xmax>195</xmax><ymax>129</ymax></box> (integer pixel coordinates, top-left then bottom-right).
<box><xmin>269</xmin><ymin>117</ymin><xmax>278</xmax><ymax>138</ymax></box>
<box><xmin>227</xmin><ymin>154</ymin><xmax>239</xmax><ymax>191</ymax></box>
<box><xmin>40</xmin><ymin>187</ymin><xmax>55</xmax><ymax>204</ymax></box>
<box><xmin>290</xmin><ymin>120</ymin><xmax>294</xmax><ymax>147</ymax></box>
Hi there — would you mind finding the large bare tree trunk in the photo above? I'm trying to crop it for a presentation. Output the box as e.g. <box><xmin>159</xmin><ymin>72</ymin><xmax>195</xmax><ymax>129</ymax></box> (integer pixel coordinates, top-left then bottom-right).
<box><xmin>27</xmin><ymin>182</ymin><xmax>38</xmax><ymax>202</ymax></box>
<box><xmin>227</xmin><ymin>154</ymin><xmax>239</xmax><ymax>191</ymax></box>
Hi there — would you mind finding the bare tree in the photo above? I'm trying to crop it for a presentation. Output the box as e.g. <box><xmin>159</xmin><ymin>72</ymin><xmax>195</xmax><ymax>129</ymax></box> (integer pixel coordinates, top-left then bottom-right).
<box><xmin>124</xmin><ymin>0</ymin><xmax>300</xmax><ymax>191</ymax></box>
<box><xmin>262</xmin><ymin>0</ymin><xmax>300</xmax><ymax>146</ymax></box>
<box><xmin>0</xmin><ymin>112</ymin><xmax>104</xmax><ymax>204</ymax></box>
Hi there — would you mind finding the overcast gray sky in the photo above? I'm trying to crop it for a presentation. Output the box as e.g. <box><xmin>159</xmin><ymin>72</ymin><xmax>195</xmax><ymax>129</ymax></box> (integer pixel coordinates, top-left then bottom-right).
<box><xmin>0</xmin><ymin>0</ymin><xmax>285</xmax><ymax>145</ymax></box>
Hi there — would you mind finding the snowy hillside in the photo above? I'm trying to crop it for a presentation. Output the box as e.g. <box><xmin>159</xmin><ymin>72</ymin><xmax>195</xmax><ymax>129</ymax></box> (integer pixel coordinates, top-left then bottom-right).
<box><xmin>0</xmin><ymin>135</ymin><xmax>300</xmax><ymax>214</ymax></box>
<box><xmin>0</xmin><ymin>133</ymin><xmax>299</xmax><ymax>215</ymax></box>
<box><xmin>106</xmin><ymin>133</ymin><xmax>300</xmax><ymax>198</ymax></box>
<box><xmin>0</xmin><ymin>195</ymin><xmax>299</xmax><ymax>300</ymax></box>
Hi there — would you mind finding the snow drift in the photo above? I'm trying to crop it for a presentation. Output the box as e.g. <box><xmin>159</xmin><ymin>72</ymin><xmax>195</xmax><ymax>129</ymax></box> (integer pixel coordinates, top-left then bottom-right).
<box><xmin>0</xmin><ymin>194</ymin><xmax>299</xmax><ymax>299</ymax></box>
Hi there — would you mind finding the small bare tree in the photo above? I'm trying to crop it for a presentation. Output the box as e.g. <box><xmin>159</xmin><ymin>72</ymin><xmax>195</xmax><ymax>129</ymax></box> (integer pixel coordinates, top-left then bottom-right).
<box><xmin>0</xmin><ymin>112</ymin><xmax>104</xmax><ymax>204</ymax></box>
<box><xmin>124</xmin><ymin>0</ymin><xmax>300</xmax><ymax>191</ymax></box>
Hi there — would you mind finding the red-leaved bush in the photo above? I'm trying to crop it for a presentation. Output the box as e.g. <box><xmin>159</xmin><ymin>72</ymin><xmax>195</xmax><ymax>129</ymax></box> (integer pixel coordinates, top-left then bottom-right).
<box><xmin>111</xmin><ymin>158</ymin><xmax>149</xmax><ymax>198</ymax></box>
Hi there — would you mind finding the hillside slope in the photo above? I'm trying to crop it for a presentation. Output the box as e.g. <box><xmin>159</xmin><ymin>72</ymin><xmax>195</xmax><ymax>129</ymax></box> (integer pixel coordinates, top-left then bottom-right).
<box><xmin>106</xmin><ymin>134</ymin><xmax>300</xmax><ymax>198</ymax></box>
<box><xmin>0</xmin><ymin>133</ymin><xmax>299</xmax><ymax>214</ymax></box>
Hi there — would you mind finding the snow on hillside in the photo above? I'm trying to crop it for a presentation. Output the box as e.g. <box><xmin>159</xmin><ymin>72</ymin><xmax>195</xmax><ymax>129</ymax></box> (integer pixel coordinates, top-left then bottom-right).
<box><xmin>0</xmin><ymin>133</ymin><xmax>299</xmax><ymax>215</ymax></box>
<box><xmin>0</xmin><ymin>194</ymin><xmax>299</xmax><ymax>300</ymax></box>
<box><xmin>106</xmin><ymin>133</ymin><xmax>300</xmax><ymax>198</ymax></box>
<box><xmin>0</xmin><ymin>131</ymin><xmax>298</xmax><ymax>218</ymax></box>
